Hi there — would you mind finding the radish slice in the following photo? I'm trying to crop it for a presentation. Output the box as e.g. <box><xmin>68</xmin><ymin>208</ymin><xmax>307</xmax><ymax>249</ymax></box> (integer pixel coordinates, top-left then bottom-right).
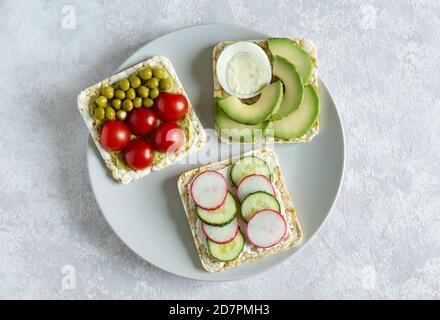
<box><xmin>202</xmin><ymin>219</ymin><xmax>239</xmax><ymax>244</ymax></box>
<box><xmin>236</xmin><ymin>174</ymin><xmax>275</xmax><ymax>203</ymax></box>
<box><xmin>191</xmin><ymin>170</ymin><xmax>228</xmax><ymax>210</ymax></box>
<box><xmin>246</xmin><ymin>209</ymin><xmax>287</xmax><ymax>248</ymax></box>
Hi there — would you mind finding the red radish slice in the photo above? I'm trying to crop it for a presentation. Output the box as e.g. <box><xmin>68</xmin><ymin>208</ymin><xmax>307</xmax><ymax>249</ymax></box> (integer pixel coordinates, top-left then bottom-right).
<box><xmin>236</xmin><ymin>174</ymin><xmax>275</xmax><ymax>203</ymax></box>
<box><xmin>190</xmin><ymin>170</ymin><xmax>228</xmax><ymax>210</ymax></box>
<box><xmin>246</xmin><ymin>209</ymin><xmax>287</xmax><ymax>248</ymax></box>
<box><xmin>202</xmin><ymin>219</ymin><xmax>239</xmax><ymax>244</ymax></box>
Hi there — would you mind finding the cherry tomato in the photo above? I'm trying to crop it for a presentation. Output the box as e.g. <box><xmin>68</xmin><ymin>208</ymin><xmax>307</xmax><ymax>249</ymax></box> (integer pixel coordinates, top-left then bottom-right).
<box><xmin>125</xmin><ymin>108</ymin><xmax>158</xmax><ymax>137</ymax></box>
<box><xmin>154</xmin><ymin>92</ymin><xmax>188</xmax><ymax>122</ymax></box>
<box><xmin>100</xmin><ymin>120</ymin><xmax>131</xmax><ymax>152</ymax></box>
<box><xmin>123</xmin><ymin>138</ymin><xmax>154</xmax><ymax>170</ymax></box>
<box><xmin>151</xmin><ymin>122</ymin><xmax>185</xmax><ymax>153</ymax></box>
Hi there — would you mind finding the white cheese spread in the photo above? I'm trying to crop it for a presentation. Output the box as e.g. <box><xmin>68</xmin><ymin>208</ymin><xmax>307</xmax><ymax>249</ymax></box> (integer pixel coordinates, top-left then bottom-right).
<box><xmin>216</xmin><ymin>41</ymin><xmax>272</xmax><ymax>99</ymax></box>
<box><xmin>225</xmin><ymin>52</ymin><xmax>270</xmax><ymax>96</ymax></box>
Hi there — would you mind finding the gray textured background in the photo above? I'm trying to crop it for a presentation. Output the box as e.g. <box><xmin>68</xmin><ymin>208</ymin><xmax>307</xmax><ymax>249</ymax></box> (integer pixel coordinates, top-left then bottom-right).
<box><xmin>1</xmin><ymin>0</ymin><xmax>439</xmax><ymax>299</ymax></box>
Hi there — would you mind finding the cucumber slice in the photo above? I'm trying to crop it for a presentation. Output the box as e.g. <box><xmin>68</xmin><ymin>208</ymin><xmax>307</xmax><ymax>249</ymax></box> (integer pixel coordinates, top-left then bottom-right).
<box><xmin>240</xmin><ymin>191</ymin><xmax>280</xmax><ymax>222</ymax></box>
<box><xmin>196</xmin><ymin>192</ymin><xmax>237</xmax><ymax>226</ymax></box>
<box><xmin>207</xmin><ymin>230</ymin><xmax>245</xmax><ymax>262</ymax></box>
<box><xmin>230</xmin><ymin>156</ymin><xmax>271</xmax><ymax>187</ymax></box>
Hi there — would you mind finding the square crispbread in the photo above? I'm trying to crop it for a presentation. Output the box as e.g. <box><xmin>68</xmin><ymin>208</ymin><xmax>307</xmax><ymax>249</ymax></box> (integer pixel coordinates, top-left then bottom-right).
<box><xmin>212</xmin><ymin>38</ymin><xmax>319</xmax><ymax>144</ymax></box>
<box><xmin>78</xmin><ymin>56</ymin><xmax>206</xmax><ymax>184</ymax></box>
<box><xmin>177</xmin><ymin>148</ymin><xmax>303</xmax><ymax>273</ymax></box>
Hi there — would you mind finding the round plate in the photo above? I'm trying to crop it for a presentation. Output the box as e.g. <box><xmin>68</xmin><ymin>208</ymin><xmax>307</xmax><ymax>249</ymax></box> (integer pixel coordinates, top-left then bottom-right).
<box><xmin>87</xmin><ymin>24</ymin><xmax>345</xmax><ymax>281</ymax></box>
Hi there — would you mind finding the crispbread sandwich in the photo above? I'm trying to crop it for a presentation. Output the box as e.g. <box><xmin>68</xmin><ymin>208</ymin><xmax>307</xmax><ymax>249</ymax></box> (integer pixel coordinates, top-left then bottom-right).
<box><xmin>177</xmin><ymin>148</ymin><xmax>303</xmax><ymax>273</ymax></box>
<box><xmin>78</xmin><ymin>56</ymin><xmax>206</xmax><ymax>184</ymax></box>
<box><xmin>213</xmin><ymin>38</ymin><xmax>320</xmax><ymax>144</ymax></box>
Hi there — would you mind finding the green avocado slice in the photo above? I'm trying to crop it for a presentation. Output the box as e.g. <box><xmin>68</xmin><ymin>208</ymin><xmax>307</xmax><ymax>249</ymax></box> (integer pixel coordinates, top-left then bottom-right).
<box><xmin>273</xmin><ymin>84</ymin><xmax>320</xmax><ymax>139</ymax></box>
<box><xmin>268</xmin><ymin>37</ymin><xmax>313</xmax><ymax>84</ymax></box>
<box><xmin>269</xmin><ymin>56</ymin><xmax>304</xmax><ymax>121</ymax></box>
<box><xmin>214</xmin><ymin>102</ymin><xmax>269</xmax><ymax>143</ymax></box>
<box><xmin>217</xmin><ymin>81</ymin><xmax>283</xmax><ymax>125</ymax></box>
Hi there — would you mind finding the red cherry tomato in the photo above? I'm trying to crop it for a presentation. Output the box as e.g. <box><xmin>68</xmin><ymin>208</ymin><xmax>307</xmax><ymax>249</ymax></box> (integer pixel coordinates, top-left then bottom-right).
<box><xmin>123</xmin><ymin>139</ymin><xmax>154</xmax><ymax>170</ymax></box>
<box><xmin>151</xmin><ymin>122</ymin><xmax>185</xmax><ymax>153</ymax></box>
<box><xmin>154</xmin><ymin>92</ymin><xmax>188</xmax><ymax>122</ymax></box>
<box><xmin>125</xmin><ymin>108</ymin><xmax>158</xmax><ymax>137</ymax></box>
<box><xmin>100</xmin><ymin>120</ymin><xmax>131</xmax><ymax>152</ymax></box>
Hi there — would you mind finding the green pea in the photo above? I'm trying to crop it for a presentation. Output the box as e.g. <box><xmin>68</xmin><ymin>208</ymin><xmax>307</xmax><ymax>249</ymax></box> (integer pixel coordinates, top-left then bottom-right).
<box><xmin>101</xmin><ymin>86</ymin><xmax>114</xmax><ymax>99</ymax></box>
<box><xmin>149</xmin><ymin>88</ymin><xmax>159</xmax><ymax>99</ymax></box>
<box><xmin>137</xmin><ymin>86</ymin><xmax>149</xmax><ymax>98</ymax></box>
<box><xmin>122</xmin><ymin>99</ymin><xmax>133</xmax><ymax>112</ymax></box>
<box><xmin>133</xmin><ymin>97</ymin><xmax>143</xmax><ymax>108</ymax></box>
<box><xmin>139</xmin><ymin>68</ymin><xmax>152</xmax><ymax>80</ymax></box>
<box><xmin>94</xmin><ymin>107</ymin><xmax>105</xmax><ymax>120</ymax></box>
<box><xmin>119</xmin><ymin>79</ymin><xmax>130</xmax><ymax>91</ymax></box>
<box><xmin>105</xmin><ymin>107</ymin><xmax>116</xmax><ymax>120</ymax></box>
<box><xmin>147</xmin><ymin>77</ymin><xmax>159</xmax><ymax>89</ymax></box>
<box><xmin>95</xmin><ymin>95</ymin><xmax>107</xmax><ymax>108</ymax></box>
<box><xmin>126</xmin><ymin>88</ymin><xmax>136</xmax><ymax>100</ymax></box>
<box><xmin>153</xmin><ymin>68</ymin><xmax>165</xmax><ymax>79</ymax></box>
<box><xmin>129</xmin><ymin>76</ymin><xmax>141</xmax><ymax>89</ymax></box>
<box><xmin>116</xmin><ymin>110</ymin><xmax>127</xmax><ymax>120</ymax></box>
<box><xmin>143</xmin><ymin>98</ymin><xmax>154</xmax><ymax>107</ymax></box>
<box><xmin>159</xmin><ymin>79</ymin><xmax>172</xmax><ymax>91</ymax></box>
<box><xmin>115</xmin><ymin>89</ymin><xmax>126</xmax><ymax>100</ymax></box>
<box><xmin>111</xmin><ymin>99</ymin><xmax>122</xmax><ymax>110</ymax></box>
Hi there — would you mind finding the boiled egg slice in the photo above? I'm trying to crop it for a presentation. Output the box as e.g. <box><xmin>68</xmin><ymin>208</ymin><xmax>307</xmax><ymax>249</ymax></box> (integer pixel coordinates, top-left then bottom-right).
<box><xmin>216</xmin><ymin>42</ymin><xmax>272</xmax><ymax>99</ymax></box>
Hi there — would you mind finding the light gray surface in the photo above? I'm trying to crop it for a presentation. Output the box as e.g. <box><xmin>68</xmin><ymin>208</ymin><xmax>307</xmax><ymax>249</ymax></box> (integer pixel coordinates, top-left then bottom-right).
<box><xmin>0</xmin><ymin>0</ymin><xmax>439</xmax><ymax>299</ymax></box>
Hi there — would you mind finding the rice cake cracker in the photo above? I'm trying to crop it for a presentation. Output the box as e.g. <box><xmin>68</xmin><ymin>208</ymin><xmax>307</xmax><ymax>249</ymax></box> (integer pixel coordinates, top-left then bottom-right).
<box><xmin>78</xmin><ymin>56</ymin><xmax>206</xmax><ymax>184</ymax></box>
<box><xmin>213</xmin><ymin>38</ymin><xmax>319</xmax><ymax>144</ymax></box>
<box><xmin>177</xmin><ymin>148</ymin><xmax>303</xmax><ymax>272</ymax></box>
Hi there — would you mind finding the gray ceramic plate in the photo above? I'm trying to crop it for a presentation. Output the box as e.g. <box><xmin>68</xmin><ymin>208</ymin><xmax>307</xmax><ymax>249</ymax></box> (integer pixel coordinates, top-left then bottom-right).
<box><xmin>87</xmin><ymin>24</ymin><xmax>345</xmax><ymax>281</ymax></box>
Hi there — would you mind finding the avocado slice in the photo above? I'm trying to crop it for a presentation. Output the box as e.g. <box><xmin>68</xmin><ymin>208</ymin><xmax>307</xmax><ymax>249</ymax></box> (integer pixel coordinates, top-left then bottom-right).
<box><xmin>269</xmin><ymin>56</ymin><xmax>304</xmax><ymax>121</ymax></box>
<box><xmin>268</xmin><ymin>38</ymin><xmax>313</xmax><ymax>84</ymax></box>
<box><xmin>273</xmin><ymin>85</ymin><xmax>320</xmax><ymax>139</ymax></box>
<box><xmin>215</xmin><ymin>103</ymin><xmax>269</xmax><ymax>143</ymax></box>
<box><xmin>217</xmin><ymin>81</ymin><xmax>283</xmax><ymax>125</ymax></box>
